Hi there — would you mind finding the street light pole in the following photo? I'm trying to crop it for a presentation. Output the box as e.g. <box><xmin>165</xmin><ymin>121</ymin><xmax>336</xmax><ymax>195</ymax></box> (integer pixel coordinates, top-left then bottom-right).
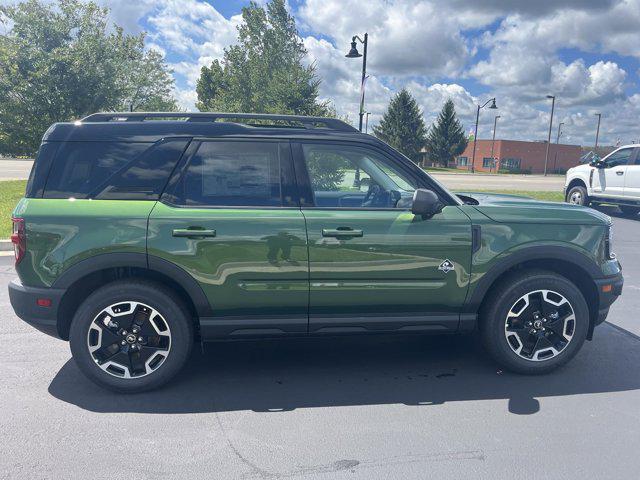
<box><xmin>490</xmin><ymin>115</ymin><xmax>500</xmax><ymax>173</ymax></box>
<box><xmin>544</xmin><ymin>95</ymin><xmax>555</xmax><ymax>176</ymax></box>
<box><xmin>554</xmin><ymin>122</ymin><xmax>564</xmax><ymax>173</ymax></box>
<box><xmin>345</xmin><ymin>33</ymin><xmax>368</xmax><ymax>132</ymax></box>
<box><xmin>470</xmin><ymin>98</ymin><xmax>497</xmax><ymax>174</ymax></box>
<box><xmin>365</xmin><ymin>112</ymin><xmax>370</xmax><ymax>134</ymax></box>
<box><xmin>595</xmin><ymin>113</ymin><xmax>602</xmax><ymax>150</ymax></box>
<box><xmin>556</xmin><ymin>122</ymin><xmax>564</xmax><ymax>144</ymax></box>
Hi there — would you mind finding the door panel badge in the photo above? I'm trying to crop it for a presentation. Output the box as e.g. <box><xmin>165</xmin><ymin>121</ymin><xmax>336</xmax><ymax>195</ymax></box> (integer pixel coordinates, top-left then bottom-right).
<box><xmin>438</xmin><ymin>259</ymin><xmax>455</xmax><ymax>274</ymax></box>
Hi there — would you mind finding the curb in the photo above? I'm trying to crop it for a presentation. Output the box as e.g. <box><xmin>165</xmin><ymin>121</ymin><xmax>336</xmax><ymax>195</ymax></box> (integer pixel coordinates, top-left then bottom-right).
<box><xmin>0</xmin><ymin>239</ymin><xmax>12</xmax><ymax>251</ymax></box>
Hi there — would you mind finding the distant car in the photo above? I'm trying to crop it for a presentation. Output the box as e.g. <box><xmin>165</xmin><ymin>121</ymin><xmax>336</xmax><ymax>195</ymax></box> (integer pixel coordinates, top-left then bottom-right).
<box><xmin>565</xmin><ymin>145</ymin><xmax>640</xmax><ymax>215</ymax></box>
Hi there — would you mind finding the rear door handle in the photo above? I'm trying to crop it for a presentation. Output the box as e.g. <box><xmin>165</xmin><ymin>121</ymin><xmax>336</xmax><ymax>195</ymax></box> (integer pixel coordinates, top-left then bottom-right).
<box><xmin>172</xmin><ymin>228</ymin><xmax>217</xmax><ymax>238</ymax></box>
<box><xmin>616</xmin><ymin>171</ymin><xmax>624</xmax><ymax>175</ymax></box>
<box><xmin>322</xmin><ymin>227</ymin><xmax>363</xmax><ymax>238</ymax></box>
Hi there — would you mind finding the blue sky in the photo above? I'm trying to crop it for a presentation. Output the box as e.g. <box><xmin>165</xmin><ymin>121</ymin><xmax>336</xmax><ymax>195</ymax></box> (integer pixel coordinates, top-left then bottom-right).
<box><xmin>28</xmin><ymin>0</ymin><xmax>640</xmax><ymax>145</ymax></box>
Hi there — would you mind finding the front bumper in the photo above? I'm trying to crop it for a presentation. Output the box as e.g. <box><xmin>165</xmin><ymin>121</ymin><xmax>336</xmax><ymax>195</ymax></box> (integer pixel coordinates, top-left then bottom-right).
<box><xmin>8</xmin><ymin>279</ymin><xmax>65</xmax><ymax>339</ymax></box>
<box><xmin>593</xmin><ymin>271</ymin><xmax>624</xmax><ymax>326</ymax></box>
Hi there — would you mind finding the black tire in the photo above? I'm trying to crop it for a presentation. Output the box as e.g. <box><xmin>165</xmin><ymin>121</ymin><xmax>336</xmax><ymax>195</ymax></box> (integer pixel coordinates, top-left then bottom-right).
<box><xmin>565</xmin><ymin>185</ymin><xmax>589</xmax><ymax>206</ymax></box>
<box><xmin>619</xmin><ymin>205</ymin><xmax>640</xmax><ymax>216</ymax></box>
<box><xmin>479</xmin><ymin>270</ymin><xmax>589</xmax><ymax>375</ymax></box>
<box><xmin>69</xmin><ymin>280</ymin><xmax>194</xmax><ymax>393</ymax></box>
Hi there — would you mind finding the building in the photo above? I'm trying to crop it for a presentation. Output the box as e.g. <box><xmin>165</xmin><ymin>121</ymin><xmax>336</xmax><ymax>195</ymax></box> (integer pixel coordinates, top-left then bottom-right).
<box><xmin>453</xmin><ymin>139</ymin><xmax>583</xmax><ymax>174</ymax></box>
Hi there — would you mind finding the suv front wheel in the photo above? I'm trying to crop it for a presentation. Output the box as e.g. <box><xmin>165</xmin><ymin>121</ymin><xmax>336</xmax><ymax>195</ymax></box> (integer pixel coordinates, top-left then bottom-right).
<box><xmin>480</xmin><ymin>271</ymin><xmax>589</xmax><ymax>374</ymax></box>
<box><xmin>69</xmin><ymin>280</ymin><xmax>194</xmax><ymax>393</ymax></box>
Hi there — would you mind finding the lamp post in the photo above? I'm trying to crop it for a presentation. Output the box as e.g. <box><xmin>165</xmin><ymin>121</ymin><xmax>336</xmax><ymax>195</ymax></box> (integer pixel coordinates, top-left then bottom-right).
<box><xmin>365</xmin><ymin>112</ymin><xmax>371</xmax><ymax>134</ymax></box>
<box><xmin>594</xmin><ymin>113</ymin><xmax>602</xmax><ymax>150</ymax></box>
<box><xmin>556</xmin><ymin>121</ymin><xmax>564</xmax><ymax>144</ymax></box>
<box><xmin>490</xmin><ymin>115</ymin><xmax>500</xmax><ymax>173</ymax></box>
<box><xmin>470</xmin><ymin>98</ymin><xmax>498</xmax><ymax>173</ymax></box>
<box><xmin>543</xmin><ymin>95</ymin><xmax>555</xmax><ymax>177</ymax></box>
<box><xmin>553</xmin><ymin>122</ymin><xmax>564</xmax><ymax>173</ymax></box>
<box><xmin>345</xmin><ymin>33</ymin><xmax>368</xmax><ymax>132</ymax></box>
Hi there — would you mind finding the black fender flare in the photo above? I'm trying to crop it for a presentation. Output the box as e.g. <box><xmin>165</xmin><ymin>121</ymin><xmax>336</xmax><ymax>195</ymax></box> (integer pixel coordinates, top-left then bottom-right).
<box><xmin>463</xmin><ymin>245</ymin><xmax>602</xmax><ymax>314</ymax></box>
<box><xmin>52</xmin><ymin>252</ymin><xmax>213</xmax><ymax>316</ymax></box>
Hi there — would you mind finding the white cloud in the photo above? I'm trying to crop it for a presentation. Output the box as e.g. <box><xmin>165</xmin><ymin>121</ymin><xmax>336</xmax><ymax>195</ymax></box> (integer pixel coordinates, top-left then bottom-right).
<box><xmin>299</xmin><ymin>0</ymin><xmax>480</xmax><ymax>77</ymax></box>
<box><xmin>145</xmin><ymin>0</ymin><xmax>240</xmax><ymax>59</ymax></box>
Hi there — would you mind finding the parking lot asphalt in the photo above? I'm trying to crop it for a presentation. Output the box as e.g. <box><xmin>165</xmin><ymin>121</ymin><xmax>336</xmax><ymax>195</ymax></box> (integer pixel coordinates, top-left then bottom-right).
<box><xmin>1</xmin><ymin>208</ymin><xmax>639</xmax><ymax>479</ymax></box>
<box><xmin>0</xmin><ymin>159</ymin><xmax>32</xmax><ymax>180</ymax></box>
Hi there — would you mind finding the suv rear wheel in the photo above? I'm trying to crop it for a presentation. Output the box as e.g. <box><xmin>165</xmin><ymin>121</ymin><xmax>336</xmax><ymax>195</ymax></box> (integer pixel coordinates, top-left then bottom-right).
<box><xmin>69</xmin><ymin>280</ymin><xmax>194</xmax><ymax>393</ymax></box>
<box><xmin>480</xmin><ymin>271</ymin><xmax>589</xmax><ymax>374</ymax></box>
<box><xmin>566</xmin><ymin>185</ymin><xmax>589</xmax><ymax>206</ymax></box>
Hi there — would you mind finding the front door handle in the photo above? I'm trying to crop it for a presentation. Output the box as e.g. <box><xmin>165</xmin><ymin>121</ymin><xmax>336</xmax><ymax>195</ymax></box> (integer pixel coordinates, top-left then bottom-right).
<box><xmin>172</xmin><ymin>228</ymin><xmax>217</xmax><ymax>238</ymax></box>
<box><xmin>616</xmin><ymin>170</ymin><xmax>624</xmax><ymax>175</ymax></box>
<box><xmin>322</xmin><ymin>227</ymin><xmax>363</xmax><ymax>238</ymax></box>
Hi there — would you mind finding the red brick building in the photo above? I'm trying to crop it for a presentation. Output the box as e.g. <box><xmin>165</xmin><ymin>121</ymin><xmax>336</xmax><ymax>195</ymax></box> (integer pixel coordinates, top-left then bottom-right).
<box><xmin>452</xmin><ymin>140</ymin><xmax>582</xmax><ymax>174</ymax></box>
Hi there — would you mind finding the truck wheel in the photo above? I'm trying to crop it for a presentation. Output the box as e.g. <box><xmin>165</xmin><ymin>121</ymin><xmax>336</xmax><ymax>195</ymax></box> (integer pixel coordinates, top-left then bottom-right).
<box><xmin>619</xmin><ymin>205</ymin><xmax>640</xmax><ymax>217</ymax></box>
<box><xmin>479</xmin><ymin>271</ymin><xmax>589</xmax><ymax>374</ymax></box>
<box><xmin>69</xmin><ymin>280</ymin><xmax>194</xmax><ymax>393</ymax></box>
<box><xmin>566</xmin><ymin>185</ymin><xmax>589</xmax><ymax>206</ymax></box>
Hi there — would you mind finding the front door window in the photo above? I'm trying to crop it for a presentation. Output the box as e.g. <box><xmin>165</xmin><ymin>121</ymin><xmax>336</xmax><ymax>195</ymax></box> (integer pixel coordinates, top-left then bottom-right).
<box><xmin>301</xmin><ymin>143</ymin><xmax>417</xmax><ymax>209</ymax></box>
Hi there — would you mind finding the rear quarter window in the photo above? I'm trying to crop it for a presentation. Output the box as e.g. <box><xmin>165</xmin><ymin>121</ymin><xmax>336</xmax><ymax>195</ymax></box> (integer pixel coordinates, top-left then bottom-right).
<box><xmin>25</xmin><ymin>142</ymin><xmax>60</xmax><ymax>198</ymax></box>
<box><xmin>42</xmin><ymin>139</ymin><xmax>189</xmax><ymax>200</ymax></box>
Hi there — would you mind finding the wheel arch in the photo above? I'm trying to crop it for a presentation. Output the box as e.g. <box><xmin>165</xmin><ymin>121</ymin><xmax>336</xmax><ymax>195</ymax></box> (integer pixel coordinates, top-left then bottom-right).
<box><xmin>466</xmin><ymin>246</ymin><xmax>601</xmax><ymax>339</ymax></box>
<box><xmin>566</xmin><ymin>177</ymin><xmax>588</xmax><ymax>198</ymax></box>
<box><xmin>53</xmin><ymin>253</ymin><xmax>212</xmax><ymax>340</ymax></box>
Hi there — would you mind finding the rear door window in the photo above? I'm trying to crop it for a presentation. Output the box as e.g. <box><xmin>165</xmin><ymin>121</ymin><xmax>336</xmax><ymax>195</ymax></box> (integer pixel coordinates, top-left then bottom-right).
<box><xmin>169</xmin><ymin>141</ymin><xmax>295</xmax><ymax>207</ymax></box>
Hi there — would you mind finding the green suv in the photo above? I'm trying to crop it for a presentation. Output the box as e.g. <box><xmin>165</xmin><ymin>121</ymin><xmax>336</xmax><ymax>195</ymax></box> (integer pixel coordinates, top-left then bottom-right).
<box><xmin>9</xmin><ymin>112</ymin><xmax>623</xmax><ymax>392</ymax></box>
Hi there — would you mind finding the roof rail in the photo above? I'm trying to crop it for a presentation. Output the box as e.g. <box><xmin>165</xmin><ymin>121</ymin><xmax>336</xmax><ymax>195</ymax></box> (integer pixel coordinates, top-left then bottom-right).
<box><xmin>80</xmin><ymin>112</ymin><xmax>359</xmax><ymax>133</ymax></box>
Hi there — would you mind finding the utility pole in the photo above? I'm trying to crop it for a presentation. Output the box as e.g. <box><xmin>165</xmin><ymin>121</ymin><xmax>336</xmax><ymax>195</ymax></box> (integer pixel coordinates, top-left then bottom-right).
<box><xmin>544</xmin><ymin>95</ymin><xmax>555</xmax><ymax>176</ymax></box>
<box><xmin>556</xmin><ymin>122</ymin><xmax>564</xmax><ymax>144</ymax></box>
<box><xmin>490</xmin><ymin>115</ymin><xmax>500</xmax><ymax>172</ymax></box>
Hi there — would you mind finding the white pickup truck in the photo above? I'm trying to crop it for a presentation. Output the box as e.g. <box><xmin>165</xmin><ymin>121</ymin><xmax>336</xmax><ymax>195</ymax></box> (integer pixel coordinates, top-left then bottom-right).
<box><xmin>565</xmin><ymin>144</ymin><xmax>640</xmax><ymax>215</ymax></box>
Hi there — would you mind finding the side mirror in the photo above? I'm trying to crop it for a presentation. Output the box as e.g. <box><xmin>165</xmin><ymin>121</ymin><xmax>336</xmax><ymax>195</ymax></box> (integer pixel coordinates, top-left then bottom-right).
<box><xmin>412</xmin><ymin>189</ymin><xmax>444</xmax><ymax>219</ymax></box>
<box><xmin>590</xmin><ymin>159</ymin><xmax>606</xmax><ymax>169</ymax></box>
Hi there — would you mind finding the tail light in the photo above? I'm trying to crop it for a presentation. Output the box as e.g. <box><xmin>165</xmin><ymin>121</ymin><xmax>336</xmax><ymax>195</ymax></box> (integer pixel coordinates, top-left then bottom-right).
<box><xmin>605</xmin><ymin>225</ymin><xmax>615</xmax><ymax>260</ymax></box>
<box><xmin>10</xmin><ymin>217</ymin><xmax>26</xmax><ymax>264</ymax></box>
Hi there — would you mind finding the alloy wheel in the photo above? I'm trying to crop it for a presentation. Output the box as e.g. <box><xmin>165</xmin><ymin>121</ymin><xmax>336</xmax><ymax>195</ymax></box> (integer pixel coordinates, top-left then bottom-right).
<box><xmin>569</xmin><ymin>191</ymin><xmax>583</xmax><ymax>204</ymax></box>
<box><xmin>87</xmin><ymin>301</ymin><xmax>171</xmax><ymax>378</ymax></box>
<box><xmin>504</xmin><ymin>289</ymin><xmax>575</xmax><ymax>361</ymax></box>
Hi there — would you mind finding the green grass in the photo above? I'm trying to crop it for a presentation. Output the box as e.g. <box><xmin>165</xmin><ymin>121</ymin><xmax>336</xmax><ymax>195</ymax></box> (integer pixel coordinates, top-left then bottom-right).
<box><xmin>0</xmin><ymin>180</ymin><xmax>26</xmax><ymax>238</ymax></box>
<box><xmin>461</xmin><ymin>189</ymin><xmax>564</xmax><ymax>202</ymax></box>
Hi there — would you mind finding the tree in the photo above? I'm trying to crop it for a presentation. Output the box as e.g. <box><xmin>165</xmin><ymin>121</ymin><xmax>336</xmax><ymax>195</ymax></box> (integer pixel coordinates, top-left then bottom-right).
<box><xmin>0</xmin><ymin>0</ymin><xmax>178</xmax><ymax>155</ymax></box>
<box><xmin>119</xmin><ymin>45</ymin><xmax>178</xmax><ymax>113</ymax></box>
<box><xmin>373</xmin><ymin>89</ymin><xmax>427</xmax><ymax>164</ymax></box>
<box><xmin>424</xmin><ymin>99</ymin><xmax>468</xmax><ymax>167</ymax></box>
<box><xmin>196</xmin><ymin>0</ymin><xmax>331</xmax><ymax>116</ymax></box>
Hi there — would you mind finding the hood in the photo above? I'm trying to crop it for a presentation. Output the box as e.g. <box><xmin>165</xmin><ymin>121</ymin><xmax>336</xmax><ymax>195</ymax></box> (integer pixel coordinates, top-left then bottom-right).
<box><xmin>456</xmin><ymin>191</ymin><xmax>611</xmax><ymax>225</ymax></box>
<box><xmin>566</xmin><ymin>163</ymin><xmax>592</xmax><ymax>175</ymax></box>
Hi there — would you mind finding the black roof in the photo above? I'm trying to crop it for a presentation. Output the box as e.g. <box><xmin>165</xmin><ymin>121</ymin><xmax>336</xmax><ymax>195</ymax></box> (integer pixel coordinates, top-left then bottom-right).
<box><xmin>43</xmin><ymin>112</ymin><xmax>369</xmax><ymax>143</ymax></box>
